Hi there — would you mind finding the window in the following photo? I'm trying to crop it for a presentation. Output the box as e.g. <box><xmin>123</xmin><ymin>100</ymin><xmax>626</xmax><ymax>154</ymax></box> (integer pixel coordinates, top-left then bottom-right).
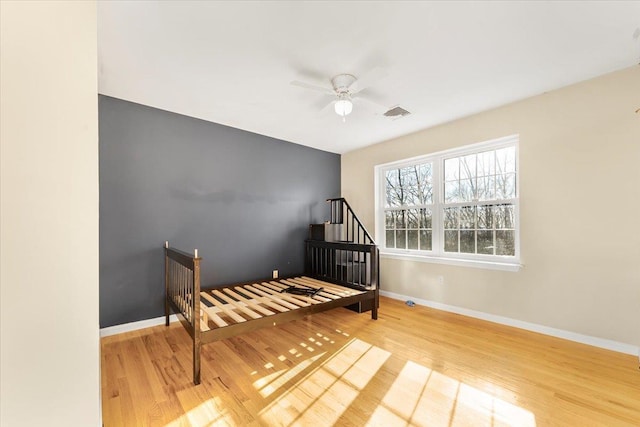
<box><xmin>376</xmin><ymin>135</ymin><xmax>519</xmax><ymax>270</ymax></box>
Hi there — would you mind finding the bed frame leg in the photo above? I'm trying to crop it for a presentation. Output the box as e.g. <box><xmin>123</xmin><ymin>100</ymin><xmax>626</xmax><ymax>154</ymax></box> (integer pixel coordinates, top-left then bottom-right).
<box><xmin>371</xmin><ymin>290</ymin><xmax>379</xmax><ymax>320</ymax></box>
<box><xmin>193</xmin><ymin>340</ymin><xmax>202</xmax><ymax>385</ymax></box>
<box><xmin>165</xmin><ymin>299</ymin><xmax>170</xmax><ymax>327</ymax></box>
<box><xmin>164</xmin><ymin>241</ymin><xmax>170</xmax><ymax>327</ymax></box>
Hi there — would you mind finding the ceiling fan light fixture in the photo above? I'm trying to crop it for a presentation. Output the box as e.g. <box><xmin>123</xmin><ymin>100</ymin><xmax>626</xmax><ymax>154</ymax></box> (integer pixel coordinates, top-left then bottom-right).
<box><xmin>334</xmin><ymin>98</ymin><xmax>353</xmax><ymax>117</ymax></box>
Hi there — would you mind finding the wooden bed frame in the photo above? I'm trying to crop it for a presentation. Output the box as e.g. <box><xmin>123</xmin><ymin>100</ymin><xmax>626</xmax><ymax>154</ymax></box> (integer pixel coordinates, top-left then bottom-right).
<box><xmin>164</xmin><ymin>242</ymin><xmax>379</xmax><ymax>385</ymax></box>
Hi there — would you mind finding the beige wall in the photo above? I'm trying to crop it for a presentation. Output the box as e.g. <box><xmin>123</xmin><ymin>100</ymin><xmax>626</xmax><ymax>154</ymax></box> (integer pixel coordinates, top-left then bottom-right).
<box><xmin>0</xmin><ymin>2</ymin><xmax>100</xmax><ymax>426</ymax></box>
<box><xmin>343</xmin><ymin>66</ymin><xmax>640</xmax><ymax>347</ymax></box>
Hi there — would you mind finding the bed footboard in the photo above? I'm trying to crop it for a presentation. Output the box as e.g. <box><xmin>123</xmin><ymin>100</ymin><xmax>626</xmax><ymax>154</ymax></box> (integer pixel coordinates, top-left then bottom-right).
<box><xmin>164</xmin><ymin>242</ymin><xmax>202</xmax><ymax>384</ymax></box>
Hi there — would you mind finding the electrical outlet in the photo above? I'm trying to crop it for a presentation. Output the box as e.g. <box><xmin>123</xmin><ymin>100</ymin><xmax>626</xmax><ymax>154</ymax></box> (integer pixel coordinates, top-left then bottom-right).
<box><xmin>272</xmin><ymin>269</ymin><xmax>278</xmax><ymax>279</ymax></box>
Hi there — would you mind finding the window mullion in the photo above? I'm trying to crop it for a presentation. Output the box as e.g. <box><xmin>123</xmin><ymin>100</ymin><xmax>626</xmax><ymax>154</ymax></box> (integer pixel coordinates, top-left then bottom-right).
<box><xmin>432</xmin><ymin>156</ymin><xmax>442</xmax><ymax>257</ymax></box>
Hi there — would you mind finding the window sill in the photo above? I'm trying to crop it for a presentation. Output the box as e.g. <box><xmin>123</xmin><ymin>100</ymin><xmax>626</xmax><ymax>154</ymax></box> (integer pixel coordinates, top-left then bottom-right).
<box><xmin>380</xmin><ymin>251</ymin><xmax>522</xmax><ymax>272</ymax></box>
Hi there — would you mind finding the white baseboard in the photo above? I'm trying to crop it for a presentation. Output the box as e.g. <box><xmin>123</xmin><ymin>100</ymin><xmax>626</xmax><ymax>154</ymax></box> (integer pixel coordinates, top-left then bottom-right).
<box><xmin>101</xmin><ymin>294</ymin><xmax>639</xmax><ymax>360</ymax></box>
<box><xmin>100</xmin><ymin>314</ymin><xmax>179</xmax><ymax>337</ymax></box>
<box><xmin>379</xmin><ymin>290</ymin><xmax>639</xmax><ymax>357</ymax></box>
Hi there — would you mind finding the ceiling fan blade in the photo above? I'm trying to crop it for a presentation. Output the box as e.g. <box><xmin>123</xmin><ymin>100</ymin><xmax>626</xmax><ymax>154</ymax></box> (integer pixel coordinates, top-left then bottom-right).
<box><xmin>291</xmin><ymin>80</ymin><xmax>335</xmax><ymax>95</ymax></box>
<box><xmin>349</xmin><ymin>66</ymin><xmax>388</xmax><ymax>94</ymax></box>
<box><xmin>353</xmin><ymin>94</ymin><xmax>388</xmax><ymax>111</ymax></box>
<box><xmin>320</xmin><ymin>98</ymin><xmax>336</xmax><ymax>113</ymax></box>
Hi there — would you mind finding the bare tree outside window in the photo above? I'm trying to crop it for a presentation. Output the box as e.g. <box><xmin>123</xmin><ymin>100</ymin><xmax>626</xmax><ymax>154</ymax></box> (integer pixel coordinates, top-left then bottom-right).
<box><xmin>379</xmin><ymin>137</ymin><xmax>518</xmax><ymax>262</ymax></box>
<box><xmin>384</xmin><ymin>163</ymin><xmax>433</xmax><ymax>251</ymax></box>
<box><xmin>443</xmin><ymin>147</ymin><xmax>516</xmax><ymax>256</ymax></box>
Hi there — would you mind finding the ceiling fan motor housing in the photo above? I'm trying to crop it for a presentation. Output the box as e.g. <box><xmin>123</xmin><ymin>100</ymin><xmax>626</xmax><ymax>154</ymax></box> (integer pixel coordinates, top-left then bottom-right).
<box><xmin>332</xmin><ymin>74</ymin><xmax>356</xmax><ymax>93</ymax></box>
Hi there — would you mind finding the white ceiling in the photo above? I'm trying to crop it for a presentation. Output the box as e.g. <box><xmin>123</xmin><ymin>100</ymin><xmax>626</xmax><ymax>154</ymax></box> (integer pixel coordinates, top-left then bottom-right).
<box><xmin>98</xmin><ymin>1</ymin><xmax>640</xmax><ymax>154</ymax></box>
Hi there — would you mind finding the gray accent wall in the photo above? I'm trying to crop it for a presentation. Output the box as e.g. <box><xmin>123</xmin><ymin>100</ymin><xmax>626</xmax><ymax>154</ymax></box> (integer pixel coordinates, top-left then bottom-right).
<box><xmin>99</xmin><ymin>95</ymin><xmax>340</xmax><ymax>328</ymax></box>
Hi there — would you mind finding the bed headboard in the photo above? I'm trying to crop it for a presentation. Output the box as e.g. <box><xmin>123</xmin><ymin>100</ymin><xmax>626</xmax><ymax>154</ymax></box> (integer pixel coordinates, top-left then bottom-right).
<box><xmin>305</xmin><ymin>198</ymin><xmax>380</xmax><ymax>292</ymax></box>
<box><xmin>164</xmin><ymin>242</ymin><xmax>201</xmax><ymax>338</ymax></box>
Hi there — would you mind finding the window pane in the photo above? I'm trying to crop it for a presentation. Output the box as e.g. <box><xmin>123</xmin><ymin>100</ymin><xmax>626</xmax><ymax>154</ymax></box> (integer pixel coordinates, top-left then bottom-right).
<box><xmin>395</xmin><ymin>230</ymin><xmax>407</xmax><ymax>249</ymax></box>
<box><xmin>385</xmin><ymin>230</ymin><xmax>395</xmax><ymax>248</ymax></box>
<box><xmin>385</xmin><ymin>170</ymin><xmax>402</xmax><ymax>207</ymax></box>
<box><xmin>460</xmin><ymin>230</ymin><xmax>475</xmax><ymax>253</ymax></box>
<box><xmin>496</xmin><ymin>173</ymin><xmax>516</xmax><ymax>199</ymax></box>
<box><xmin>460</xmin><ymin>154</ymin><xmax>476</xmax><ymax>181</ymax></box>
<box><xmin>496</xmin><ymin>230</ymin><xmax>515</xmax><ymax>255</ymax></box>
<box><xmin>407</xmin><ymin>209</ymin><xmax>419</xmax><ymax>229</ymax></box>
<box><xmin>477</xmin><ymin>151</ymin><xmax>495</xmax><ymax>177</ymax></box>
<box><xmin>444</xmin><ymin>157</ymin><xmax>459</xmax><ymax>181</ymax></box>
<box><xmin>401</xmin><ymin>166</ymin><xmax>417</xmax><ymax>183</ymax></box>
<box><xmin>444</xmin><ymin>230</ymin><xmax>458</xmax><ymax>252</ymax></box>
<box><xmin>477</xmin><ymin>230</ymin><xmax>494</xmax><ymax>254</ymax></box>
<box><xmin>444</xmin><ymin>180</ymin><xmax>460</xmax><ymax>203</ymax></box>
<box><xmin>407</xmin><ymin>230</ymin><xmax>419</xmax><ymax>250</ymax></box>
<box><xmin>419</xmin><ymin>208</ymin><xmax>432</xmax><ymax>229</ymax></box>
<box><xmin>396</xmin><ymin>210</ymin><xmax>406</xmax><ymax>228</ymax></box>
<box><xmin>444</xmin><ymin>207</ymin><xmax>458</xmax><ymax>229</ymax></box>
<box><xmin>419</xmin><ymin>230</ymin><xmax>432</xmax><ymax>251</ymax></box>
<box><xmin>496</xmin><ymin>146</ymin><xmax>516</xmax><ymax>173</ymax></box>
<box><xmin>477</xmin><ymin>176</ymin><xmax>495</xmax><ymax>201</ymax></box>
<box><xmin>460</xmin><ymin>206</ymin><xmax>475</xmax><ymax>229</ymax></box>
<box><xmin>400</xmin><ymin>166</ymin><xmax>418</xmax><ymax>205</ymax></box>
<box><xmin>385</xmin><ymin>211</ymin><xmax>395</xmax><ymax>229</ymax></box>
<box><xmin>459</xmin><ymin>179</ymin><xmax>474</xmax><ymax>202</ymax></box>
<box><xmin>477</xmin><ymin>206</ymin><xmax>492</xmax><ymax>229</ymax></box>
<box><xmin>506</xmin><ymin>173</ymin><xmax>516</xmax><ymax>198</ymax></box>
<box><xmin>385</xmin><ymin>164</ymin><xmax>433</xmax><ymax>207</ymax></box>
<box><xmin>504</xmin><ymin>173</ymin><xmax>517</xmax><ymax>199</ymax></box>
<box><xmin>494</xmin><ymin>205</ymin><xmax>514</xmax><ymax>229</ymax></box>
<box><xmin>416</xmin><ymin>163</ymin><xmax>433</xmax><ymax>204</ymax></box>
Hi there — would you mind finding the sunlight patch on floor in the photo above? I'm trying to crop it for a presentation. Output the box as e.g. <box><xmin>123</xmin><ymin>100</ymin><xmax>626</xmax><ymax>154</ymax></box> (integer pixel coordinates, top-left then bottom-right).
<box><xmin>164</xmin><ymin>397</ymin><xmax>232</xmax><ymax>427</ymax></box>
<box><xmin>367</xmin><ymin>360</ymin><xmax>536</xmax><ymax>427</ymax></box>
<box><xmin>254</xmin><ymin>352</ymin><xmax>326</xmax><ymax>398</ymax></box>
<box><xmin>258</xmin><ymin>337</ymin><xmax>391</xmax><ymax>426</ymax></box>
<box><xmin>163</xmin><ymin>330</ymin><xmax>535</xmax><ymax>426</ymax></box>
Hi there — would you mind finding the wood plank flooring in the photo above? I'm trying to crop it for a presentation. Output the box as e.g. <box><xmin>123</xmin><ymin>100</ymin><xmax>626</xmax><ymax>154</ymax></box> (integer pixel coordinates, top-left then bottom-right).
<box><xmin>101</xmin><ymin>296</ymin><xmax>640</xmax><ymax>426</ymax></box>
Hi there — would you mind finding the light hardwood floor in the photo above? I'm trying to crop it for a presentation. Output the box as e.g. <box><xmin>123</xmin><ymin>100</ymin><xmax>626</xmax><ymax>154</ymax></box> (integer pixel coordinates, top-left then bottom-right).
<box><xmin>101</xmin><ymin>296</ymin><xmax>640</xmax><ymax>426</ymax></box>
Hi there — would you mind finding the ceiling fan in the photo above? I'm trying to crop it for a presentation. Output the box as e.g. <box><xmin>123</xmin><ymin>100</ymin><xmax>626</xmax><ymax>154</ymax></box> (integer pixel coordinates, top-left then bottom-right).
<box><xmin>291</xmin><ymin>68</ymin><xmax>388</xmax><ymax>122</ymax></box>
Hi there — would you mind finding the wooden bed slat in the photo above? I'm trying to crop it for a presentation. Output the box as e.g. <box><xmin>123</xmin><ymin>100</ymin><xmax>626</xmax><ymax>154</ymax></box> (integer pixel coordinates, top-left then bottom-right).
<box><xmin>200</xmin><ymin>291</ymin><xmax>247</xmax><ymax>324</ymax></box>
<box><xmin>202</xmin><ymin>306</ymin><xmax>229</xmax><ymax>328</ymax></box>
<box><xmin>238</xmin><ymin>286</ymin><xmax>290</xmax><ymax>313</ymax></box>
<box><xmin>261</xmin><ymin>281</ymin><xmax>321</xmax><ymax>305</ymax></box>
<box><xmin>212</xmin><ymin>289</ymin><xmax>263</xmax><ymax>320</ymax></box>
<box><xmin>295</xmin><ymin>276</ymin><xmax>364</xmax><ymax>296</ymax></box>
<box><xmin>294</xmin><ymin>276</ymin><xmax>356</xmax><ymax>292</ymax></box>
<box><xmin>254</xmin><ymin>283</ymin><xmax>311</xmax><ymax>307</ymax></box>
<box><xmin>199</xmin><ymin>309</ymin><xmax>210</xmax><ymax>331</ymax></box>
<box><xmin>266</xmin><ymin>281</ymin><xmax>330</xmax><ymax>304</ymax></box>
<box><xmin>198</xmin><ymin>291</ymin><xmax>289</xmax><ymax>315</ymax></box>
<box><xmin>225</xmin><ymin>287</ymin><xmax>276</xmax><ymax>316</ymax></box>
<box><xmin>243</xmin><ymin>284</ymin><xmax>300</xmax><ymax>310</ymax></box>
<box><xmin>281</xmin><ymin>278</ymin><xmax>342</xmax><ymax>300</ymax></box>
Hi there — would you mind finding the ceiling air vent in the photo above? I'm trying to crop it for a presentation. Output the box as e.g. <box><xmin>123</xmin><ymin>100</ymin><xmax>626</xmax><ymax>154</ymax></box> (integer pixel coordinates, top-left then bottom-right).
<box><xmin>384</xmin><ymin>105</ymin><xmax>411</xmax><ymax>120</ymax></box>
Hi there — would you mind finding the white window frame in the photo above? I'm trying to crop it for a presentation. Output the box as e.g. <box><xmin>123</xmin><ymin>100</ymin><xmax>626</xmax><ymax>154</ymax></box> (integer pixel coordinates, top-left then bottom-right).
<box><xmin>374</xmin><ymin>134</ymin><xmax>521</xmax><ymax>272</ymax></box>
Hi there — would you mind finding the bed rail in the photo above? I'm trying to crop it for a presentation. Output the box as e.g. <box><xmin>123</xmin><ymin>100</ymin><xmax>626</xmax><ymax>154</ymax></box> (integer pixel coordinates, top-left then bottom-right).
<box><xmin>164</xmin><ymin>241</ymin><xmax>202</xmax><ymax>383</ymax></box>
